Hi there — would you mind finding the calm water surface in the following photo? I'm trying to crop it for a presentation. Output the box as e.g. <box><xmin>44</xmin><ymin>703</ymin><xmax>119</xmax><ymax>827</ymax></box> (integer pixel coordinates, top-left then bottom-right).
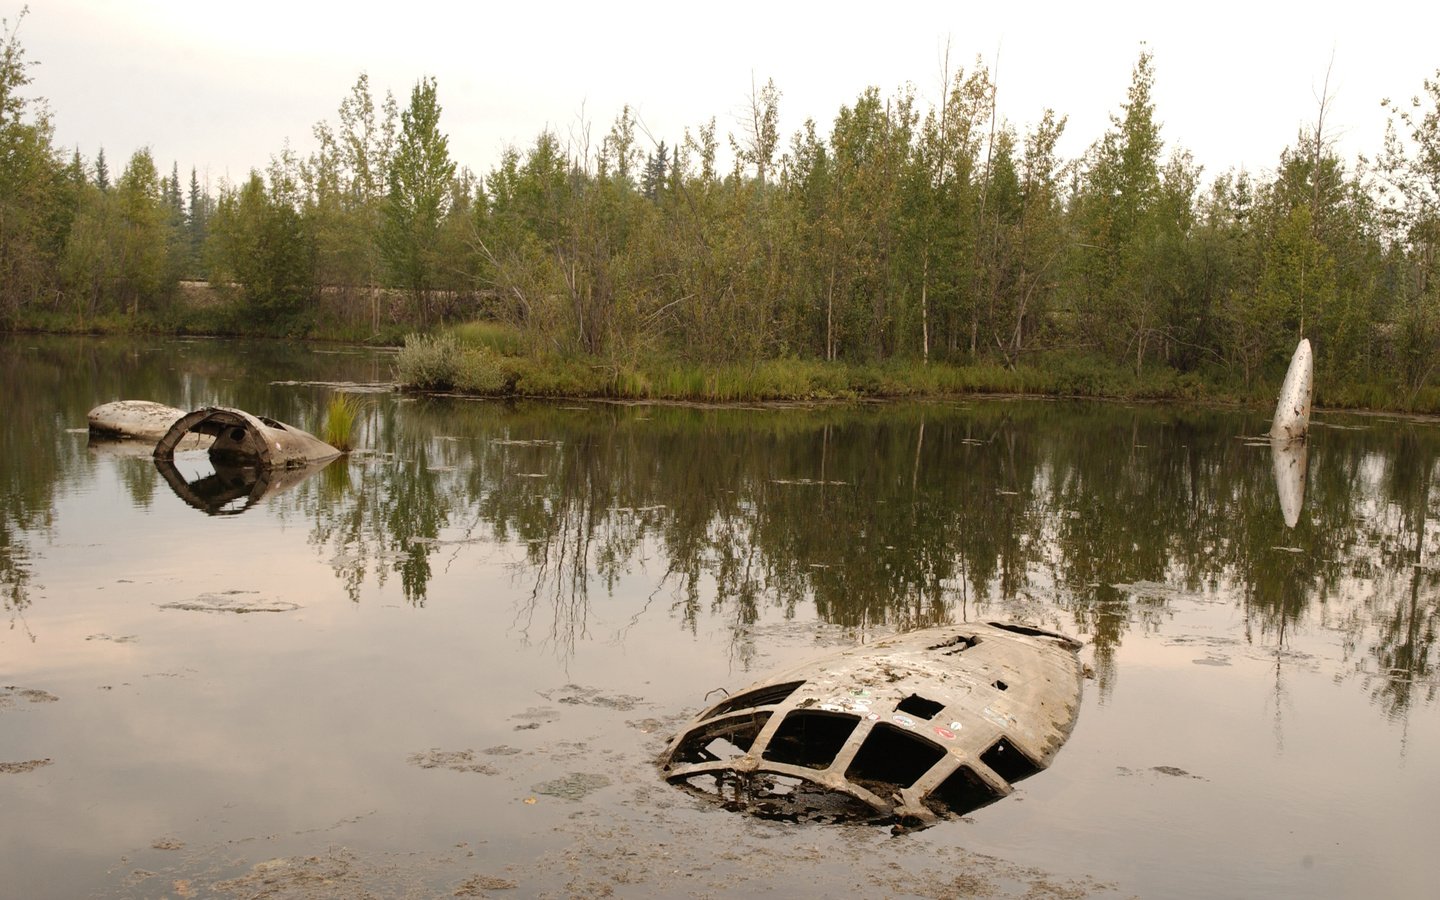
<box><xmin>2</xmin><ymin>335</ymin><xmax>1437</xmax><ymax>898</ymax></box>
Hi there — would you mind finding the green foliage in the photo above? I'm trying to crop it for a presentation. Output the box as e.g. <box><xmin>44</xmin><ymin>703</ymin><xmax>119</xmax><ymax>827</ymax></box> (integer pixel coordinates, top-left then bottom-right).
<box><xmin>0</xmin><ymin>8</ymin><xmax>66</xmax><ymax>326</ymax></box>
<box><xmin>394</xmin><ymin>332</ymin><xmax>462</xmax><ymax>389</ymax></box>
<box><xmin>380</xmin><ymin>76</ymin><xmax>456</xmax><ymax>322</ymax></box>
<box><xmin>448</xmin><ymin>320</ymin><xmax>528</xmax><ymax>356</ymax></box>
<box><xmin>208</xmin><ymin>173</ymin><xmax>315</xmax><ymax>329</ymax></box>
<box><xmin>9</xmin><ymin>19</ymin><xmax>1440</xmax><ymax>409</ymax></box>
<box><xmin>323</xmin><ymin>392</ymin><xmax>363</xmax><ymax>451</ymax></box>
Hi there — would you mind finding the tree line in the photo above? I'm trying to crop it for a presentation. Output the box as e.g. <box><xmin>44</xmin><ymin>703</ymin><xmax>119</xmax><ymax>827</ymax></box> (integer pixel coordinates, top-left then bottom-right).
<box><xmin>3</xmin><ymin>10</ymin><xmax>1440</xmax><ymax>395</ymax></box>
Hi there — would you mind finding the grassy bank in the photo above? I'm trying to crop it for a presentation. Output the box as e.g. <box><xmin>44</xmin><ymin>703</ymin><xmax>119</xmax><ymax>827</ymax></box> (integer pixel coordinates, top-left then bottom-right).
<box><xmin>393</xmin><ymin>324</ymin><xmax>1440</xmax><ymax>412</ymax></box>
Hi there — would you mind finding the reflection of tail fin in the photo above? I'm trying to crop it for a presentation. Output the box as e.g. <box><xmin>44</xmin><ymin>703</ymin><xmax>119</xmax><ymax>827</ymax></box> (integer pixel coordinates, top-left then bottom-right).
<box><xmin>1270</xmin><ymin>339</ymin><xmax>1314</xmax><ymax>441</ymax></box>
<box><xmin>1270</xmin><ymin>436</ymin><xmax>1309</xmax><ymax>528</ymax></box>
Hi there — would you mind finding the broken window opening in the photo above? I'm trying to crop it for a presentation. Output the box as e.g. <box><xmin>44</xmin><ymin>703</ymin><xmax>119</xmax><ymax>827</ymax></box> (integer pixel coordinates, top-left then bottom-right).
<box><xmin>762</xmin><ymin>712</ymin><xmax>858</xmax><ymax>770</ymax></box>
<box><xmin>980</xmin><ymin>737</ymin><xmax>1041</xmax><ymax>783</ymax></box>
<box><xmin>681</xmin><ymin>773</ymin><xmax>723</xmax><ymax>797</ymax></box>
<box><xmin>672</xmin><ymin>713</ymin><xmax>771</xmax><ymax>765</ymax></box>
<box><xmin>678</xmin><ymin>771</ymin><xmax>875</xmax><ymax>824</ymax></box>
<box><xmin>846</xmin><ymin>723</ymin><xmax>946</xmax><ymax>792</ymax></box>
<box><xmin>926</xmin><ymin>765</ymin><xmax>1004</xmax><ymax>818</ymax></box>
<box><xmin>706</xmin><ymin>681</ymin><xmax>805</xmax><ymax>719</ymax></box>
<box><xmin>896</xmin><ymin>694</ymin><xmax>945</xmax><ymax>719</ymax></box>
<box><xmin>927</xmin><ymin>634</ymin><xmax>979</xmax><ymax>655</ymax></box>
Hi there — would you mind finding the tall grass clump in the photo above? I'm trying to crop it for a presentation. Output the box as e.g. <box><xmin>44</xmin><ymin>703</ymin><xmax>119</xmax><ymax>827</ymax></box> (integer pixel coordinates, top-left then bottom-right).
<box><xmin>323</xmin><ymin>392</ymin><xmax>363</xmax><ymax>451</ymax></box>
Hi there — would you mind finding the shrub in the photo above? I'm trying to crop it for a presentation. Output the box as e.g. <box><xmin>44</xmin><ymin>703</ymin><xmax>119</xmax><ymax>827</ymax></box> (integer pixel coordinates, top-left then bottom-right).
<box><xmin>455</xmin><ymin>348</ymin><xmax>516</xmax><ymax>394</ymax></box>
<box><xmin>395</xmin><ymin>332</ymin><xmax>461</xmax><ymax>390</ymax></box>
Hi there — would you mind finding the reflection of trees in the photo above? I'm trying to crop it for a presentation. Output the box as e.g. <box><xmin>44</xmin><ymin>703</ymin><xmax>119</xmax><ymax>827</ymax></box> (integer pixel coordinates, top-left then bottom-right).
<box><xmin>1</xmin><ymin>338</ymin><xmax>82</xmax><ymax>631</ymax></box>
<box><xmin>1361</xmin><ymin>429</ymin><xmax>1440</xmax><ymax>716</ymax></box>
<box><xmin>297</xmin><ymin>398</ymin><xmax>458</xmax><ymax>605</ymax></box>
<box><xmin>11</xmin><ymin>333</ymin><xmax>1440</xmax><ymax>719</ymax></box>
<box><xmin>275</xmin><ymin>396</ymin><xmax>1440</xmax><ymax>715</ymax></box>
<box><xmin>0</xmin><ymin>333</ymin><xmax>402</xmax><ymax>628</ymax></box>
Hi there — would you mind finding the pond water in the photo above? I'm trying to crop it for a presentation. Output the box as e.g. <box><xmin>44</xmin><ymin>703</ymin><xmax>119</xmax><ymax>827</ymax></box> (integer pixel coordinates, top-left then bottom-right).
<box><xmin>2</xmin><ymin>335</ymin><xmax>1437</xmax><ymax>898</ymax></box>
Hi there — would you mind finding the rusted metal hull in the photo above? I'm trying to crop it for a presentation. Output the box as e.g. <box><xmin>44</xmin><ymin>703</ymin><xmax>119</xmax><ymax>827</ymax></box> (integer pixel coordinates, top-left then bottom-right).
<box><xmin>660</xmin><ymin>621</ymin><xmax>1084</xmax><ymax>829</ymax></box>
<box><xmin>153</xmin><ymin>407</ymin><xmax>339</xmax><ymax>469</ymax></box>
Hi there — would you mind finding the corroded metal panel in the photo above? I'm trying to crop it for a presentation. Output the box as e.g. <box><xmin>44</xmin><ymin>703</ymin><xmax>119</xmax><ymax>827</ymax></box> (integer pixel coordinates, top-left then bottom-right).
<box><xmin>87</xmin><ymin>400</ymin><xmax>192</xmax><ymax>442</ymax></box>
<box><xmin>660</xmin><ymin>622</ymin><xmax>1084</xmax><ymax>829</ymax></box>
<box><xmin>153</xmin><ymin>407</ymin><xmax>340</xmax><ymax>469</ymax></box>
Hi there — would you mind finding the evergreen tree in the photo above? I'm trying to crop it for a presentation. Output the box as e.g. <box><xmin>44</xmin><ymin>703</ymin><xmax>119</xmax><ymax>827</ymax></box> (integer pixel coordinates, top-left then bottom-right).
<box><xmin>641</xmin><ymin>141</ymin><xmax>668</xmax><ymax>202</ymax></box>
<box><xmin>186</xmin><ymin>167</ymin><xmax>209</xmax><ymax>278</ymax></box>
<box><xmin>1071</xmin><ymin>50</ymin><xmax>1172</xmax><ymax>371</ymax></box>
<box><xmin>380</xmin><ymin>76</ymin><xmax>456</xmax><ymax>323</ymax></box>
<box><xmin>94</xmin><ymin>147</ymin><xmax>109</xmax><ymax>191</ymax></box>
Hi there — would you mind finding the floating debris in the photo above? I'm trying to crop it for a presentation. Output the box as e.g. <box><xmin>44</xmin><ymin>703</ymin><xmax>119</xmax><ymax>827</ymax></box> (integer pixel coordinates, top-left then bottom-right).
<box><xmin>0</xmin><ymin>687</ymin><xmax>59</xmax><ymax>709</ymax></box>
<box><xmin>1117</xmin><ymin>765</ymin><xmax>1207</xmax><ymax>781</ymax></box>
<box><xmin>532</xmin><ymin>772</ymin><xmax>612</xmax><ymax>801</ymax></box>
<box><xmin>541</xmin><ymin>685</ymin><xmax>645</xmax><ymax>711</ymax></box>
<box><xmin>509</xmin><ymin>707</ymin><xmax>560</xmax><ymax>730</ymax></box>
<box><xmin>158</xmin><ymin>591</ymin><xmax>299</xmax><ymax>614</ymax></box>
<box><xmin>269</xmin><ymin>379</ymin><xmax>394</xmax><ymax>394</ymax></box>
<box><xmin>659</xmin><ymin>622</ymin><xmax>1084</xmax><ymax>830</ymax></box>
<box><xmin>408</xmin><ymin>749</ymin><xmax>498</xmax><ymax>775</ymax></box>
<box><xmin>1109</xmin><ymin>580</ymin><xmax>1184</xmax><ymax>600</ymax></box>
<box><xmin>454</xmin><ymin>874</ymin><xmax>519</xmax><ymax>894</ymax></box>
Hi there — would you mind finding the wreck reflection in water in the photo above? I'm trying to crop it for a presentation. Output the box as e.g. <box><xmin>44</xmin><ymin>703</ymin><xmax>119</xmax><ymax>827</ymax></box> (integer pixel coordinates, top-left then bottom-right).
<box><xmin>1270</xmin><ymin>436</ymin><xmax>1309</xmax><ymax>528</ymax></box>
<box><xmin>155</xmin><ymin>453</ymin><xmax>336</xmax><ymax>516</ymax></box>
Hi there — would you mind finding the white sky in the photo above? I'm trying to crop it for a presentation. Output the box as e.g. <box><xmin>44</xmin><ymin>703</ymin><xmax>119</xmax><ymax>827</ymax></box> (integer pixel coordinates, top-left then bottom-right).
<box><xmin>14</xmin><ymin>0</ymin><xmax>1440</xmax><ymax>191</ymax></box>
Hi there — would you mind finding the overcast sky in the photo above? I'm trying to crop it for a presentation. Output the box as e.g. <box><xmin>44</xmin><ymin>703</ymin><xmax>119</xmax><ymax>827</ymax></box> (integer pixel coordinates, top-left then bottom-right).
<box><xmin>14</xmin><ymin>1</ymin><xmax>1440</xmax><ymax>191</ymax></box>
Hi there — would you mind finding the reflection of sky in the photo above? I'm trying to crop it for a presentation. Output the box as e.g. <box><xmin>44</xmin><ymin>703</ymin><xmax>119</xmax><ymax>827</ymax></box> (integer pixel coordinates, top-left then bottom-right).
<box><xmin>4</xmin><ymin>393</ymin><xmax>1440</xmax><ymax>898</ymax></box>
<box><xmin>8</xmin><ymin>444</ymin><xmax>772</xmax><ymax>896</ymax></box>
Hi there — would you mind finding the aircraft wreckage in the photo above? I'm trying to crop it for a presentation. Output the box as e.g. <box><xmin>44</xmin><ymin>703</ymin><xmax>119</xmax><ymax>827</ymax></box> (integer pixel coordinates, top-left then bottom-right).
<box><xmin>153</xmin><ymin>407</ymin><xmax>340</xmax><ymax>468</ymax></box>
<box><xmin>659</xmin><ymin>621</ymin><xmax>1084</xmax><ymax>830</ymax></box>
<box><xmin>88</xmin><ymin>400</ymin><xmax>201</xmax><ymax>444</ymax></box>
<box><xmin>88</xmin><ymin>402</ymin><xmax>340</xmax><ymax>469</ymax></box>
<box><xmin>87</xmin><ymin>401</ymin><xmax>341</xmax><ymax>513</ymax></box>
